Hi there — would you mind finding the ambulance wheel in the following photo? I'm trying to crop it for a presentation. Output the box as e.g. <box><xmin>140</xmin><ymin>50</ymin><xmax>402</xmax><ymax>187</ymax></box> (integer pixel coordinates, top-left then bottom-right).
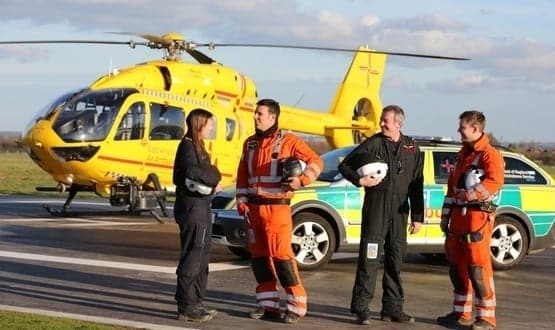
<box><xmin>292</xmin><ymin>212</ymin><xmax>336</xmax><ymax>271</ymax></box>
<box><xmin>490</xmin><ymin>215</ymin><xmax>528</xmax><ymax>270</ymax></box>
<box><xmin>227</xmin><ymin>246</ymin><xmax>251</xmax><ymax>259</ymax></box>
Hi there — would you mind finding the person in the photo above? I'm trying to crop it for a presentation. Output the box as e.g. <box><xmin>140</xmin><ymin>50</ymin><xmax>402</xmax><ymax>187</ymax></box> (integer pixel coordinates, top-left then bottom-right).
<box><xmin>235</xmin><ymin>98</ymin><xmax>323</xmax><ymax>324</ymax></box>
<box><xmin>338</xmin><ymin>104</ymin><xmax>424</xmax><ymax>326</ymax></box>
<box><xmin>437</xmin><ymin>111</ymin><xmax>504</xmax><ymax>330</ymax></box>
<box><xmin>172</xmin><ymin>108</ymin><xmax>222</xmax><ymax>323</ymax></box>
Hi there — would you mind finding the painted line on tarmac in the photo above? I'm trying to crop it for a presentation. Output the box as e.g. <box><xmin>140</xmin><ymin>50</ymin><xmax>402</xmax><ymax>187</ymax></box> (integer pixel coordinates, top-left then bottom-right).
<box><xmin>0</xmin><ymin>250</ymin><xmax>248</xmax><ymax>273</ymax></box>
<box><xmin>0</xmin><ymin>304</ymin><xmax>194</xmax><ymax>330</ymax></box>
<box><xmin>0</xmin><ymin>217</ymin><xmax>156</xmax><ymax>227</ymax></box>
<box><xmin>332</xmin><ymin>252</ymin><xmax>358</xmax><ymax>260</ymax></box>
<box><xmin>0</xmin><ymin>218</ymin><xmax>146</xmax><ymax>227</ymax></box>
<box><xmin>0</xmin><ymin>218</ymin><xmax>66</xmax><ymax>222</ymax></box>
<box><xmin>0</xmin><ymin>199</ymin><xmax>108</xmax><ymax>206</ymax></box>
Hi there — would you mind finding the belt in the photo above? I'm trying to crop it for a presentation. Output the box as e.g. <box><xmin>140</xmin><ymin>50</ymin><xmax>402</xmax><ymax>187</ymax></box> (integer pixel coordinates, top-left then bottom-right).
<box><xmin>248</xmin><ymin>197</ymin><xmax>290</xmax><ymax>205</ymax></box>
<box><xmin>454</xmin><ymin>201</ymin><xmax>497</xmax><ymax>213</ymax></box>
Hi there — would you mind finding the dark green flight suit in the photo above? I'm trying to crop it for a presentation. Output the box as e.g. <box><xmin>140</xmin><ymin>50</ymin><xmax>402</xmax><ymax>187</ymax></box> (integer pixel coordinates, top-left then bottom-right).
<box><xmin>338</xmin><ymin>132</ymin><xmax>424</xmax><ymax>316</ymax></box>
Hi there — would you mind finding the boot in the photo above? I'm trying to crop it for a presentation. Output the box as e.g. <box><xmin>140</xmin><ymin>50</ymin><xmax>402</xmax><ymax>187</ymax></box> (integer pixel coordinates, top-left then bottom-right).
<box><xmin>437</xmin><ymin>311</ymin><xmax>473</xmax><ymax>327</ymax></box>
<box><xmin>248</xmin><ymin>306</ymin><xmax>281</xmax><ymax>320</ymax></box>
<box><xmin>283</xmin><ymin>312</ymin><xmax>300</xmax><ymax>324</ymax></box>
<box><xmin>381</xmin><ymin>310</ymin><xmax>415</xmax><ymax>323</ymax></box>
<box><xmin>177</xmin><ymin>308</ymin><xmax>213</xmax><ymax>322</ymax></box>
<box><xmin>472</xmin><ymin>319</ymin><xmax>495</xmax><ymax>330</ymax></box>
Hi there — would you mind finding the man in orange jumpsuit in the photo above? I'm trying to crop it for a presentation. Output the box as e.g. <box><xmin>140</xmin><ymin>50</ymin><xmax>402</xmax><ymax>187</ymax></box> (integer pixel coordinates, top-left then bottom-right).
<box><xmin>235</xmin><ymin>98</ymin><xmax>323</xmax><ymax>324</ymax></box>
<box><xmin>437</xmin><ymin>111</ymin><xmax>504</xmax><ymax>330</ymax></box>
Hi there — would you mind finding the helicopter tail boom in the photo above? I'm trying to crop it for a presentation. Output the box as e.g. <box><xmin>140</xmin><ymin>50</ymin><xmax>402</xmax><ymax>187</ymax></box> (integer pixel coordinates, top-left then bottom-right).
<box><xmin>279</xmin><ymin>48</ymin><xmax>385</xmax><ymax>148</ymax></box>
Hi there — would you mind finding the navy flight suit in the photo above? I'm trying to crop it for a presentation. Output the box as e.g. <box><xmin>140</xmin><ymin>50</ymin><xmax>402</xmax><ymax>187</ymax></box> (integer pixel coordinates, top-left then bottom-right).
<box><xmin>172</xmin><ymin>137</ymin><xmax>221</xmax><ymax>314</ymax></box>
<box><xmin>338</xmin><ymin>133</ymin><xmax>424</xmax><ymax>317</ymax></box>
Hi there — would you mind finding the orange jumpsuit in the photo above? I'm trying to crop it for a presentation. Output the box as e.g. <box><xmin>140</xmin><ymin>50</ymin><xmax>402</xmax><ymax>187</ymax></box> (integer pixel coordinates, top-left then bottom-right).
<box><xmin>441</xmin><ymin>134</ymin><xmax>504</xmax><ymax>327</ymax></box>
<box><xmin>236</xmin><ymin>129</ymin><xmax>323</xmax><ymax>317</ymax></box>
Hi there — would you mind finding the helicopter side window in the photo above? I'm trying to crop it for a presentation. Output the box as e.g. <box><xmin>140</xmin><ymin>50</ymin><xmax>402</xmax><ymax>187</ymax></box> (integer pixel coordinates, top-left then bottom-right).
<box><xmin>149</xmin><ymin>103</ymin><xmax>185</xmax><ymax>140</ymax></box>
<box><xmin>225</xmin><ymin>118</ymin><xmax>236</xmax><ymax>141</ymax></box>
<box><xmin>115</xmin><ymin>102</ymin><xmax>146</xmax><ymax>141</ymax></box>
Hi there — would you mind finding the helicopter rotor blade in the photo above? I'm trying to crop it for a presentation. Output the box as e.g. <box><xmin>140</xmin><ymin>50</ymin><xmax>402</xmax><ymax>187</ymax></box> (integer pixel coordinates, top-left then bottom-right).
<box><xmin>185</xmin><ymin>49</ymin><xmax>216</xmax><ymax>64</ymax></box>
<box><xmin>198</xmin><ymin>43</ymin><xmax>469</xmax><ymax>61</ymax></box>
<box><xmin>108</xmin><ymin>32</ymin><xmax>172</xmax><ymax>47</ymax></box>
<box><xmin>0</xmin><ymin>35</ymin><xmax>469</xmax><ymax>61</ymax></box>
<box><xmin>0</xmin><ymin>40</ymin><xmax>146</xmax><ymax>49</ymax></box>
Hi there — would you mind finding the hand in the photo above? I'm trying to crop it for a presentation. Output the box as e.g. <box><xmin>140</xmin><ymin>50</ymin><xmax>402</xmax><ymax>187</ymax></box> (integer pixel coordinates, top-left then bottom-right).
<box><xmin>359</xmin><ymin>175</ymin><xmax>383</xmax><ymax>187</ymax></box>
<box><xmin>237</xmin><ymin>202</ymin><xmax>249</xmax><ymax>216</ymax></box>
<box><xmin>243</xmin><ymin>211</ymin><xmax>251</xmax><ymax>225</ymax></box>
<box><xmin>215</xmin><ymin>182</ymin><xmax>222</xmax><ymax>193</ymax></box>
<box><xmin>284</xmin><ymin>176</ymin><xmax>302</xmax><ymax>191</ymax></box>
<box><xmin>409</xmin><ymin>221</ymin><xmax>422</xmax><ymax>234</ymax></box>
<box><xmin>440</xmin><ymin>216</ymin><xmax>450</xmax><ymax>233</ymax></box>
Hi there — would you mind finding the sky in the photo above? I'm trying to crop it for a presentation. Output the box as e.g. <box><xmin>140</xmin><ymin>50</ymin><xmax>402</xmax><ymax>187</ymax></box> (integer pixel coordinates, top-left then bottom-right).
<box><xmin>0</xmin><ymin>0</ymin><xmax>554</xmax><ymax>143</ymax></box>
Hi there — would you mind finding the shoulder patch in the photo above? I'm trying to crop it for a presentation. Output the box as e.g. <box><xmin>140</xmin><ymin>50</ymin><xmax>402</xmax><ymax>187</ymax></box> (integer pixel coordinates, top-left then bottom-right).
<box><xmin>402</xmin><ymin>144</ymin><xmax>417</xmax><ymax>153</ymax></box>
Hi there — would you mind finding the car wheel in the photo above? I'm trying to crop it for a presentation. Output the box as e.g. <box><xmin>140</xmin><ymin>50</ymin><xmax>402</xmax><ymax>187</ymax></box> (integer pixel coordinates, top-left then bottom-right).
<box><xmin>227</xmin><ymin>246</ymin><xmax>251</xmax><ymax>259</ymax></box>
<box><xmin>490</xmin><ymin>215</ymin><xmax>528</xmax><ymax>270</ymax></box>
<box><xmin>292</xmin><ymin>212</ymin><xmax>336</xmax><ymax>271</ymax></box>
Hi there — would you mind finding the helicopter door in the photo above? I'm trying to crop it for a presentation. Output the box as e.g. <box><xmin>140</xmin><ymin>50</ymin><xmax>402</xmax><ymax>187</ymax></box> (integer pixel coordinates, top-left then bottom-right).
<box><xmin>147</xmin><ymin>102</ymin><xmax>185</xmax><ymax>188</ymax></box>
<box><xmin>115</xmin><ymin>102</ymin><xmax>146</xmax><ymax>141</ymax></box>
<box><xmin>88</xmin><ymin>101</ymin><xmax>148</xmax><ymax>187</ymax></box>
<box><xmin>209</xmin><ymin>116</ymin><xmax>239</xmax><ymax>184</ymax></box>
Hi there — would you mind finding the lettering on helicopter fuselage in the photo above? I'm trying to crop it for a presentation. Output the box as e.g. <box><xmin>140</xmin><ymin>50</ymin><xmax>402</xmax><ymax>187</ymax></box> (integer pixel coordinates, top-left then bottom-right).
<box><xmin>146</xmin><ymin>145</ymin><xmax>175</xmax><ymax>164</ymax></box>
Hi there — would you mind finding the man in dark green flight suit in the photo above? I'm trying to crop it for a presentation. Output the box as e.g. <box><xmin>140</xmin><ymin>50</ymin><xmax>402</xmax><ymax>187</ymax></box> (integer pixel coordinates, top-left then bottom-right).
<box><xmin>338</xmin><ymin>104</ymin><xmax>424</xmax><ymax>326</ymax></box>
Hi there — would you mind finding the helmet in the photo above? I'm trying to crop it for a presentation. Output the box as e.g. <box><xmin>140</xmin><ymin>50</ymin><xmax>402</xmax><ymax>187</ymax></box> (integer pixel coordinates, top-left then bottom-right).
<box><xmin>185</xmin><ymin>178</ymin><xmax>213</xmax><ymax>195</ymax></box>
<box><xmin>282</xmin><ymin>157</ymin><xmax>306</xmax><ymax>181</ymax></box>
<box><xmin>465</xmin><ymin>168</ymin><xmax>485</xmax><ymax>189</ymax></box>
<box><xmin>356</xmin><ymin>162</ymin><xmax>388</xmax><ymax>180</ymax></box>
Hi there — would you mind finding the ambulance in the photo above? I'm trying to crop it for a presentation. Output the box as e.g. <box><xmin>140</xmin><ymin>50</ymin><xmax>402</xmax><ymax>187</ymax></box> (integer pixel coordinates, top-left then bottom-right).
<box><xmin>212</xmin><ymin>138</ymin><xmax>555</xmax><ymax>271</ymax></box>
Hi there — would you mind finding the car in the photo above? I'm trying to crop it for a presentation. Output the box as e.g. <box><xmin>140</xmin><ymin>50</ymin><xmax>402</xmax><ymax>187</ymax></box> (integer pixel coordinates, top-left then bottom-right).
<box><xmin>211</xmin><ymin>137</ymin><xmax>555</xmax><ymax>271</ymax></box>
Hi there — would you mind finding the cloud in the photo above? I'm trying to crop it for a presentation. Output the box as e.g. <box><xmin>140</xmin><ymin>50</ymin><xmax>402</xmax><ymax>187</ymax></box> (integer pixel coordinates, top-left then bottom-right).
<box><xmin>1</xmin><ymin>0</ymin><xmax>554</xmax><ymax>95</ymax></box>
<box><xmin>0</xmin><ymin>45</ymin><xmax>49</xmax><ymax>63</ymax></box>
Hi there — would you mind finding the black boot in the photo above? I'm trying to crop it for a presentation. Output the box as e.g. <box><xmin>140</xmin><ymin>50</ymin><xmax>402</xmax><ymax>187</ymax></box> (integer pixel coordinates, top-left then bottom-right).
<box><xmin>177</xmin><ymin>308</ymin><xmax>213</xmax><ymax>322</ymax></box>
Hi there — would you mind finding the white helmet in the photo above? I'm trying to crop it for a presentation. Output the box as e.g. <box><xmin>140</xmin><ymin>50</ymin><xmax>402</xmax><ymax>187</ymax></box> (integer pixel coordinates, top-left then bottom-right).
<box><xmin>185</xmin><ymin>178</ymin><xmax>213</xmax><ymax>195</ymax></box>
<box><xmin>357</xmin><ymin>162</ymin><xmax>388</xmax><ymax>180</ymax></box>
<box><xmin>465</xmin><ymin>168</ymin><xmax>485</xmax><ymax>190</ymax></box>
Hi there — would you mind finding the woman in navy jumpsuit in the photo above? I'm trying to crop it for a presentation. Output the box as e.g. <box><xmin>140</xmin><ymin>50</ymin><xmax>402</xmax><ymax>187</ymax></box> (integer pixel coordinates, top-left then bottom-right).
<box><xmin>172</xmin><ymin>108</ymin><xmax>221</xmax><ymax>322</ymax></box>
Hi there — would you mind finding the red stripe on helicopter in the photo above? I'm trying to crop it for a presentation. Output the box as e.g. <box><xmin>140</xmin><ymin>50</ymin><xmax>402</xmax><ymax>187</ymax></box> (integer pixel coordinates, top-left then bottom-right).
<box><xmin>239</xmin><ymin>106</ymin><xmax>253</xmax><ymax>112</ymax></box>
<box><xmin>215</xmin><ymin>90</ymin><xmax>237</xmax><ymax>98</ymax></box>
<box><xmin>98</xmin><ymin>155</ymin><xmax>233</xmax><ymax>176</ymax></box>
<box><xmin>98</xmin><ymin>155</ymin><xmax>173</xmax><ymax>169</ymax></box>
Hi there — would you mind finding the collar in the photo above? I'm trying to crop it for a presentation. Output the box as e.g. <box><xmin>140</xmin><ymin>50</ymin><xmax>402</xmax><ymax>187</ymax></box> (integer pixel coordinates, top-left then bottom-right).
<box><xmin>255</xmin><ymin>122</ymin><xmax>279</xmax><ymax>138</ymax></box>
<box><xmin>462</xmin><ymin>133</ymin><xmax>489</xmax><ymax>153</ymax></box>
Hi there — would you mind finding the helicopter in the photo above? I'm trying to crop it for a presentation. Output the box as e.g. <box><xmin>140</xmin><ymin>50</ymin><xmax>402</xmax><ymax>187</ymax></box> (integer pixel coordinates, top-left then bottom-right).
<box><xmin>0</xmin><ymin>33</ymin><xmax>467</xmax><ymax>220</ymax></box>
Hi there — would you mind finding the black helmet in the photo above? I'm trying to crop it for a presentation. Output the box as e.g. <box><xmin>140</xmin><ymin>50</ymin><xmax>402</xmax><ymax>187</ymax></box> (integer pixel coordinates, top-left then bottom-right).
<box><xmin>282</xmin><ymin>157</ymin><xmax>305</xmax><ymax>181</ymax></box>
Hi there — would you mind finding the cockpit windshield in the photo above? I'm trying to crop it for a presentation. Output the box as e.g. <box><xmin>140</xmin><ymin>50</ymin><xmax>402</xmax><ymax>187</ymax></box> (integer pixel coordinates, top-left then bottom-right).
<box><xmin>53</xmin><ymin>88</ymin><xmax>138</xmax><ymax>142</ymax></box>
<box><xmin>23</xmin><ymin>88</ymin><xmax>85</xmax><ymax>135</ymax></box>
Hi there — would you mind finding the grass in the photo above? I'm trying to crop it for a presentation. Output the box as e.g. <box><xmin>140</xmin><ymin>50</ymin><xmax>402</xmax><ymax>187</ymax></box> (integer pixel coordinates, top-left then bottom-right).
<box><xmin>0</xmin><ymin>152</ymin><xmax>62</xmax><ymax>195</ymax></box>
<box><xmin>0</xmin><ymin>152</ymin><xmax>99</xmax><ymax>197</ymax></box>
<box><xmin>0</xmin><ymin>310</ymin><xmax>138</xmax><ymax>330</ymax></box>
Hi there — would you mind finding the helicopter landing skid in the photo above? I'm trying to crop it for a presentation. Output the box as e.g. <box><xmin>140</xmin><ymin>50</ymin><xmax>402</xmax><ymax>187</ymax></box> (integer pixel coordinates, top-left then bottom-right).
<box><xmin>42</xmin><ymin>203</ymin><xmax>168</xmax><ymax>223</ymax></box>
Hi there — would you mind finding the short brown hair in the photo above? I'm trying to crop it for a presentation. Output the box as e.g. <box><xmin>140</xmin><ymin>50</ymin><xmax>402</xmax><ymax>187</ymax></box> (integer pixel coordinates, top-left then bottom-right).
<box><xmin>256</xmin><ymin>98</ymin><xmax>280</xmax><ymax>118</ymax></box>
<box><xmin>459</xmin><ymin>110</ymin><xmax>486</xmax><ymax>131</ymax></box>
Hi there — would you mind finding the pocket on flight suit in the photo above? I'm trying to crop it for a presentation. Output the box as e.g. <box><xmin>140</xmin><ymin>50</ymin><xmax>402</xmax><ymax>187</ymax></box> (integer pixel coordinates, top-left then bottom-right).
<box><xmin>180</xmin><ymin>220</ymin><xmax>208</xmax><ymax>276</ymax></box>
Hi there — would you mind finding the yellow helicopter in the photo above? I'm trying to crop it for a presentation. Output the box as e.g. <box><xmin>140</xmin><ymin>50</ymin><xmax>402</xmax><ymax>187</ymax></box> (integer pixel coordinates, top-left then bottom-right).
<box><xmin>0</xmin><ymin>33</ymin><xmax>467</xmax><ymax>220</ymax></box>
